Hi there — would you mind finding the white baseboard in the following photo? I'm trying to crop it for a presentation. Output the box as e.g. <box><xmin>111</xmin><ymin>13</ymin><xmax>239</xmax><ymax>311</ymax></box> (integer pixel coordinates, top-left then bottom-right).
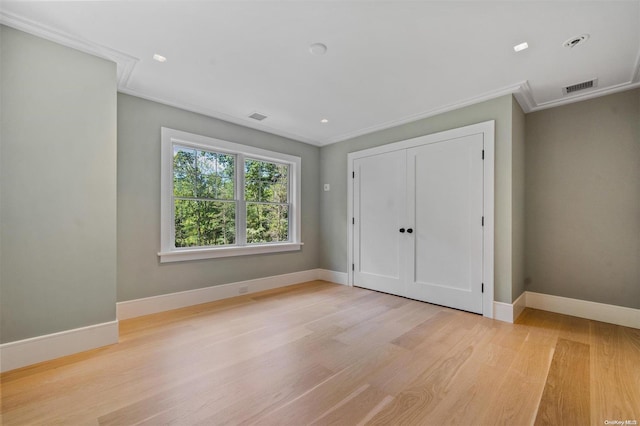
<box><xmin>0</xmin><ymin>320</ymin><xmax>119</xmax><ymax>373</ymax></box>
<box><xmin>493</xmin><ymin>291</ymin><xmax>527</xmax><ymax>323</ymax></box>
<box><xmin>117</xmin><ymin>268</ymin><xmax>347</xmax><ymax>320</ymax></box>
<box><xmin>493</xmin><ymin>301</ymin><xmax>514</xmax><ymax>323</ymax></box>
<box><xmin>317</xmin><ymin>269</ymin><xmax>348</xmax><ymax>285</ymax></box>
<box><xmin>526</xmin><ymin>291</ymin><xmax>640</xmax><ymax>329</ymax></box>
<box><xmin>513</xmin><ymin>291</ymin><xmax>527</xmax><ymax>321</ymax></box>
<box><xmin>0</xmin><ymin>268</ymin><xmax>348</xmax><ymax>373</ymax></box>
<box><xmin>492</xmin><ymin>291</ymin><xmax>639</xmax><ymax>329</ymax></box>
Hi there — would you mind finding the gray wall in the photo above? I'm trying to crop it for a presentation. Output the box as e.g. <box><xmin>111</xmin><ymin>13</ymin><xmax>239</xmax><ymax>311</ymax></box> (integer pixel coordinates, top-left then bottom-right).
<box><xmin>511</xmin><ymin>99</ymin><xmax>526</xmax><ymax>301</ymax></box>
<box><xmin>117</xmin><ymin>94</ymin><xmax>320</xmax><ymax>301</ymax></box>
<box><xmin>0</xmin><ymin>26</ymin><xmax>117</xmax><ymax>343</ymax></box>
<box><xmin>525</xmin><ymin>89</ymin><xmax>640</xmax><ymax>309</ymax></box>
<box><xmin>319</xmin><ymin>95</ymin><xmax>519</xmax><ymax>304</ymax></box>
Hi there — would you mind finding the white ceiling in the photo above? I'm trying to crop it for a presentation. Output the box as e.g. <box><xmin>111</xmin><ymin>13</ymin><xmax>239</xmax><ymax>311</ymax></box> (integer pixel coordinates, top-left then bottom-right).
<box><xmin>2</xmin><ymin>1</ymin><xmax>639</xmax><ymax>146</ymax></box>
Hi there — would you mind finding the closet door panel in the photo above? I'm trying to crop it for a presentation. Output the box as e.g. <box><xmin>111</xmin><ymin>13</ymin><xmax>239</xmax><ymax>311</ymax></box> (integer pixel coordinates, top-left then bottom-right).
<box><xmin>353</xmin><ymin>151</ymin><xmax>407</xmax><ymax>295</ymax></box>
<box><xmin>406</xmin><ymin>134</ymin><xmax>484</xmax><ymax>313</ymax></box>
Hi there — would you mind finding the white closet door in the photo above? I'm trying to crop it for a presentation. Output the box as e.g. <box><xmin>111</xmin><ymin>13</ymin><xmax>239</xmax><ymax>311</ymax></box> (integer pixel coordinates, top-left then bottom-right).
<box><xmin>406</xmin><ymin>134</ymin><xmax>484</xmax><ymax>313</ymax></box>
<box><xmin>353</xmin><ymin>150</ymin><xmax>407</xmax><ymax>295</ymax></box>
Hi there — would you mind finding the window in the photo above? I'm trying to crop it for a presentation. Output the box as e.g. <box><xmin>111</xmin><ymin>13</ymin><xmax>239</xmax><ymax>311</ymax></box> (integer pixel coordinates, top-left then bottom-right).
<box><xmin>159</xmin><ymin>128</ymin><xmax>302</xmax><ymax>262</ymax></box>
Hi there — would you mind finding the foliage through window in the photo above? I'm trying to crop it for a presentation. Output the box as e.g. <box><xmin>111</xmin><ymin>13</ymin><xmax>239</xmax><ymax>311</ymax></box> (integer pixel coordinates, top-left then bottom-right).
<box><xmin>160</xmin><ymin>128</ymin><xmax>301</xmax><ymax>262</ymax></box>
<box><xmin>173</xmin><ymin>146</ymin><xmax>236</xmax><ymax>247</ymax></box>
<box><xmin>245</xmin><ymin>159</ymin><xmax>289</xmax><ymax>244</ymax></box>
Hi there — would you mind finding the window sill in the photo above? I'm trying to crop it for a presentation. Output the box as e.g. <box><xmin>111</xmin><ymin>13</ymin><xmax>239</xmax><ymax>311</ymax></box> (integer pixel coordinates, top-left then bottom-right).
<box><xmin>158</xmin><ymin>242</ymin><xmax>303</xmax><ymax>263</ymax></box>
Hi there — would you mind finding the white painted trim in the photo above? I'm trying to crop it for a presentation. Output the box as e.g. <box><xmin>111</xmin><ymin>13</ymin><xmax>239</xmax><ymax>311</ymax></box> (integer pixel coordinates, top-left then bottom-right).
<box><xmin>528</xmin><ymin>81</ymin><xmax>640</xmax><ymax>113</ymax></box>
<box><xmin>159</xmin><ymin>127</ymin><xmax>302</xmax><ymax>263</ymax></box>
<box><xmin>491</xmin><ymin>291</ymin><xmax>640</xmax><ymax>329</ymax></box>
<box><xmin>158</xmin><ymin>243</ymin><xmax>303</xmax><ymax>263</ymax></box>
<box><xmin>0</xmin><ymin>11</ymin><xmax>138</xmax><ymax>88</ymax></box>
<box><xmin>513</xmin><ymin>291</ymin><xmax>527</xmax><ymax>322</ymax></box>
<box><xmin>3</xmin><ymin>9</ymin><xmax>640</xmax><ymax>146</ymax></box>
<box><xmin>492</xmin><ymin>291</ymin><xmax>527</xmax><ymax>324</ymax></box>
<box><xmin>347</xmin><ymin>121</ymin><xmax>495</xmax><ymax>319</ymax></box>
<box><xmin>119</xmin><ymin>87</ymin><xmax>318</xmax><ymax>146</ymax></box>
<box><xmin>493</xmin><ymin>302</ymin><xmax>515</xmax><ymax>323</ymax></box>
<box><xmin>0</xmin><ymin>269</ymin><xmax>348</xmax><ymax>372</ymax></box>
<box><xmin>317</xmin><ymin>269</ymin><xmax>348</xmax><ymax>285</ymax></box>
<box><xmin>482</xmin><ymin>123</ymin><xmax>495</xmax><ymax>319</ymax></box>
<box><xmin>526</xmin><ymin>292</ymin><xmax>640</xmax><ymax>329</ymax></box>
<box><xmin>631</xmin><ymin>49</ymin><xmax>640</xmax><ymax>83</ymax></box>
<box><xmin>512</xmin><ymin>80</ymin><xmax>536</xmax><ymax>112</ymax></box>
<box><xmin>117</xmin><ymin>269</ymin><xmax>331</xmax><ymax>320</ymax></box>
<box><xmin>347</xmin><ymin>158</ymin><xmax>355</xmax><ymax>287</ymax></box>
<box><xmin>328</xmin><ymin>82</ymin><xmax>525</xmax><ymax>145</ymax></box>
<box><xmin>0</xmin><ymin>321</ymin><xmax>119</xmax><ymax>373</ymax></box>
<box><xmin>0</xmin><ymin>10</ymin><xmax>315</xmax><ymax>146</ymax></box>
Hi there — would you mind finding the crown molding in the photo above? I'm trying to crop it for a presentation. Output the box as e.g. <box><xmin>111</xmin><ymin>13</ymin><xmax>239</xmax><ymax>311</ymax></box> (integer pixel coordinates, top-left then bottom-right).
<box><xmin>631</xmin><ymin>48</ymin><xmax>640</xmax><ymax>83</ymax></box>
<box><xmin>321</xmin><ymin>81</ymin><xmax>531</xmax><ymax>146</ymax></box>
<box><xmin>527</xmin><ymin>81</ymin><xmax>640</xmax><ymax>113</ymax></box>
<box><xmin>0</xmin><ymin>10</ymin><xmax>319</xmax><ymax>145</ymax></box>
<box><xmin>0</xmin><ymin>11</ymin><xmax>138</xmax><ymax>88</ymax></box>
<box><xmin>2</xmin><ymin>9</ymin><xmax>639</xmax><ymax>147</ymax></box>
<box><xmin>118</xmin><ymin>87</ymin><xmax>318</xmax><ymax>146</ymax></box>
<box><xmin>512</xmin><ymin>80</ymin><xmax>536</xmax><ymax>112</ymax></box>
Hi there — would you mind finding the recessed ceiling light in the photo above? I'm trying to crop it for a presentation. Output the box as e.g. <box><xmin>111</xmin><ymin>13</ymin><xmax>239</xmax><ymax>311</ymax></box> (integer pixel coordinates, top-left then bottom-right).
<box><xmin>513</xmin><ymin>42</ymin><xmax>529</xmax><ymax>52</ymax></box>
<box><xmin>309</xmin><ymin>43</ymin><xmax>327</xmax><ymax>55</ymax></box>
<box><xmin>321</xmin><ymin>119</ymin><xmax>329</xmax><ymax>123</ymax></box>
<box><xmin>153</xmin><ymin>54</ymin><xmax>167</xmax><ymax>62</ymax></box>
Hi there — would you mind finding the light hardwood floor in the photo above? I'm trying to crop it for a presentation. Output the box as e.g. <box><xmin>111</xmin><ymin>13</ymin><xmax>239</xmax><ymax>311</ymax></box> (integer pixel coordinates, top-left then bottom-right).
<box><xmin>1</xmin><ymin>281</ymin><xmax>639</xmax><ymax>425</ymax></box>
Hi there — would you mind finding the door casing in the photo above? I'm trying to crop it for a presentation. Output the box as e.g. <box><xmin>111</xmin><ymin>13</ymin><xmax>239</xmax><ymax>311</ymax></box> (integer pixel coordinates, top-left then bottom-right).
<box><xmin>347</xmin><ymin>120</ymin><xmax>495</xmax><ymax>319</ymax></box>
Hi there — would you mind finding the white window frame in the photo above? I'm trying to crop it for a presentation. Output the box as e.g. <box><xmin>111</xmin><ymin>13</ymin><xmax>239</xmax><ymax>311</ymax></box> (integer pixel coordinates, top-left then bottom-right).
<box><xmin>158</xmin><ymin>127</ymin><xmax>302</xmax><ymax>263</ymax></box>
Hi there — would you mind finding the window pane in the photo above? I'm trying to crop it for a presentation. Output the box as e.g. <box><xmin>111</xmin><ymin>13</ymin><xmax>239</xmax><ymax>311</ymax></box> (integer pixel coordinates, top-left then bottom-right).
<box><xmin>245</xmin><ymin>159</ymin><xmax>288</xmax><ymax>202</ymax></box>
<box><xmin>244</xmin><ymin>159</ymin><xmax>261</xmax><ymax>202</ymax></box>
<box><xmin>246</xmin><ymin>203</ymin><xmax>289</xmax><ymax>243</ymax></box>
<box><xmin>173</xmin><ymin>146</ymin><xmax>197</xmax><ymax>197</ymax></box>
<box><xmin>175</xmin><ymin>199</ymin><xmax>236</xmax><ymax>247</ymax></box>
<box><xmin>197</xmin><ymin>151</ymin><xmax>235</xmax><ymax>200</ymax></box>
<box><xmin>196</xmin><ymin>150</ymin><xmax>217</xmax><ymax>198</ymax></box>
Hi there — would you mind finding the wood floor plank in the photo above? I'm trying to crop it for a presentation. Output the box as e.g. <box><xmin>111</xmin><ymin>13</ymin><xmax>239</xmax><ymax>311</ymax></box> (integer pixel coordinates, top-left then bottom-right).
<box><xmin>590</xmin><ymin>321</ymin><xmax>640</xmax><ymax>425</ymax></box>
<box><xmin>310</xmin><ymin>384</ymin><xmax>391</xmax><ymax>426</ymax></box>
<box><xmin>1</xmin><ymin>283</ymin><xmax>638</xmax><ymax>425</ymax></box>
<box><xmin>478</xmin><ymin>314</ymin><xmax>558</xmax><ymax>426</ymax></box>
<box><xmin>368</xmin><ymin>311</ymin><xmax>468</xmax><ymax>397</ymax></box>
<box><xmin>534</xmin><ymin>338</ymin><xmax>591</xmax><ymax>426</ymax></box>
<box><xmin>366</xmin><ymin>337</ymin><xmax>476</xmax><ymax>424</ymax></box>
<box><xmin>414</xmin><ymin>323</ymin><xmax>516</xmax><ymax>425</ymax></box>
<box><xmin>245</xmin><ymin>343</ymin><xmax>407</xmax><ymax>425</ymax></box>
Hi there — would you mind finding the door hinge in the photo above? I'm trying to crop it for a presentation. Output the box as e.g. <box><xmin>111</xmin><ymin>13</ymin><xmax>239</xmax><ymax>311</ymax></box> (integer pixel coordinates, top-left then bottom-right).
<box><xmin>482</xmin><ymin>150</ymin><xmax>484</xmax><ymax>159</ymax></box>
<box><xmin>352</xmin><ymin>217</ymin><xmax>355</xmax><ymax>225</ymax></box>
<box><xmin>352</xmin><ymin>263</ymin><xmax>355</xmax><ymax>271</ymax></box>
<box><xmin>482</xmin><ymin>283</ymin><xmax>484</xmax><ymax>293</ymax></box>
<box><xmin>352</xmin><ymin>171</ymin><xmax>355</xmax><ymax>178</ymax></box>
<box><xmin>482</xmin><ymin>216</ymin><xmax>484</xmax><ymax>226</ymax></box>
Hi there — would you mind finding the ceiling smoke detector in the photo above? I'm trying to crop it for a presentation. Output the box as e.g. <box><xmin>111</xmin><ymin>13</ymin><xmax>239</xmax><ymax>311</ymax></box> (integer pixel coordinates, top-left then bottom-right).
<box><xmin>309</xmin><ymin>43</ymin><xmax>327</xmax><ymax>55</ymax></box>
<box><xmin>248</xmin><ymin>112</ymin><xmax>268</xmax><ymax>121</ymax></box>
<box><xmin>563</xmin><ymin>34</ymin><xmax>590</xmax><ymax>48</ymax></box>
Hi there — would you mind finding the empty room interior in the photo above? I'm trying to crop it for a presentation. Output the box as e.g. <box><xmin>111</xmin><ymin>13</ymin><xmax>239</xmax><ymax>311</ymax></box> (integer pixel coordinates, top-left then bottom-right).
<box><xmin>1</xmin><ymin>1</ymin><xmax>639</xmax><ymax>425</ymax></box>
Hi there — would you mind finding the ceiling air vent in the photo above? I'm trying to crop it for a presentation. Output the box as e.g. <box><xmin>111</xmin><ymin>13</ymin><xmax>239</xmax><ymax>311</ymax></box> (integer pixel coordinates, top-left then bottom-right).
<box><xmin>248</xmin><ymin>112</ymin><xmax>268</xmax><ymax>121</ymax></box>
<box><xmin>562</xmin><ymin>78</ymin><xmax>598</xmax><ymax>95</ymax></box>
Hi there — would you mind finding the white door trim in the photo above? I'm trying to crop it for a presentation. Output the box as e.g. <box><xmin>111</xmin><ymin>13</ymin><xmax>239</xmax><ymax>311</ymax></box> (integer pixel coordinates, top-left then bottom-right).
<box><xmin>347</xmin><ymin>120</ymin><xmax>495</xmax><ymax>319</ymax></box>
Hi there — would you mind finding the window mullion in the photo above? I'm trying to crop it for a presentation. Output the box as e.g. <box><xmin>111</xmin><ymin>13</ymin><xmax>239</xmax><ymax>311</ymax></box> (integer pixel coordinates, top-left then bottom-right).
<box><xmin>236</xmin><ymin>153</ymin><xmax>247</xmax><ymax>246</ymax></box>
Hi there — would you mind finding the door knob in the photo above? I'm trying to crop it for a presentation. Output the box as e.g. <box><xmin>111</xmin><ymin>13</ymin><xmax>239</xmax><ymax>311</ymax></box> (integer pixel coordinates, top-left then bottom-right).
<box><xmin>399</xmin><ymin>228</ymin><xmax>405</xmax><ymax>233</ymax></box>
<box><xmin>407</xmin><ymin>228</ymin><xmax>413</xmax><ymax>233</ymax></box>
